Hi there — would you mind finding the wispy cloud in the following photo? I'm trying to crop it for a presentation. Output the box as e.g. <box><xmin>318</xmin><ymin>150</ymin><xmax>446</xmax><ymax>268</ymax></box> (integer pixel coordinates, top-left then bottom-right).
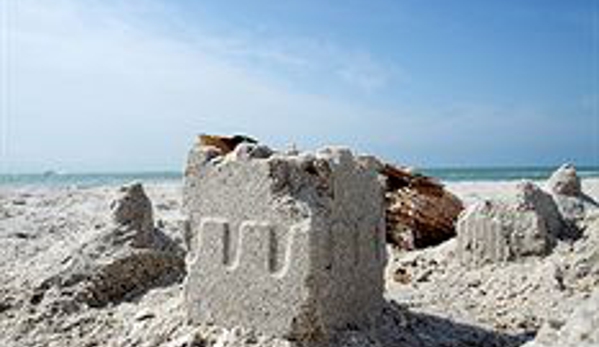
<box><xmin>0</xmin><ymin>0</ymin><xmax>399</xmax><ymax>171</ymax></box>
<box><xmin>336</xmin><ymin>52</ymin><xmax>394</xmax><ymax>94</ymax></box>
<box><xmin>183</xmin><ymin>27</ymin><xmax>400</xmax><ymax>94</ymax></box>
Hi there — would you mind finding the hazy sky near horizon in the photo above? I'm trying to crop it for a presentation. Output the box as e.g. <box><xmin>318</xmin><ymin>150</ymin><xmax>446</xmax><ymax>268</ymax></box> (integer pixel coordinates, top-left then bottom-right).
<box><xmin>0</xmin><ymin>0</ymin><xmax>597</xmax><ymax>172</ymax></box>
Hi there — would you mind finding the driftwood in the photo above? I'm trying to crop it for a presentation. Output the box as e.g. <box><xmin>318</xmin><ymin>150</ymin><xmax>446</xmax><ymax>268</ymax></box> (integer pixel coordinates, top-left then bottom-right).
<box><xmin>382</xmin><ymin>164</ymin><xmax>464</xmax><ymax>249</ymax></box>
<box><xmin>198</xmin><ymin>134</ymin><xmax>257</xmax><ymax>155</ymax></box>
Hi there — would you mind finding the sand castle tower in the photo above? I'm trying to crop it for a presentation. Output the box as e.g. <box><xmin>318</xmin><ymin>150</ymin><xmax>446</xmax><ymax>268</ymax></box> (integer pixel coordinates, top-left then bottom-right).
<box><xmin>183</xmin><ymin>140</ymin><xmax>387</xmax><ymax>343</ymax></box>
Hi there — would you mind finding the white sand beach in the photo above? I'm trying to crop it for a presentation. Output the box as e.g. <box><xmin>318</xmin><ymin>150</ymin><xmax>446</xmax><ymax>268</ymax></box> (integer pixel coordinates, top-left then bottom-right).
<box><xmin>0</xmin><ymin>175</ymin><xmax>597</xmax><ymax>347</ymax></box>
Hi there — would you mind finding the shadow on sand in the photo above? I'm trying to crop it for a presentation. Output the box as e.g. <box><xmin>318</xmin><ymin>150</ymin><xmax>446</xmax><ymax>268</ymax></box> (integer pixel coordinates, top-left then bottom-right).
<box><xmin>329</xmin><ymin>300</ymin><xmax>533</xmax><ymax>347</ymax></box>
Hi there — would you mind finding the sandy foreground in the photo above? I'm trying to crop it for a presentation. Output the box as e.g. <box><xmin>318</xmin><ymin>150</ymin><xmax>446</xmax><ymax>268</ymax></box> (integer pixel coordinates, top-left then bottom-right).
<box><xmin>0</xmin><ymin>178</ymin><xmax>598</xmax><ymax>347</ymax></box>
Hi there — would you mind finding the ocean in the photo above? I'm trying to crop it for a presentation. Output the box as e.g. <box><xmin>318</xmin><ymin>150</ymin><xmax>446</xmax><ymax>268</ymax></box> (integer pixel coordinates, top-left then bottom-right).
<box><xmin>1</xmin><ymin>166</ymin><xmax>598</xmax><ymax>187</ymax></box>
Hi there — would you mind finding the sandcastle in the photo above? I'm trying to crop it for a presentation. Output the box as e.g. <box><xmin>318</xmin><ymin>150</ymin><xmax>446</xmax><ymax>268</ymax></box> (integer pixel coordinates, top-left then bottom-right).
<box><xmin>456</xmin><ymin>182</ymin><xmax>558</xmax><ymax>267</ymax></box>
<box><xmin>183</xmin><ymin>140</ymin><xmax>387</xmax><ymax>342</ymax></box>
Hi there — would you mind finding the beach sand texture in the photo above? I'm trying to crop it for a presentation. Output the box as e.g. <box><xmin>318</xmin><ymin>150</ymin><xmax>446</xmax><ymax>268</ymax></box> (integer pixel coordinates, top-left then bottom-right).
<box><xmin>0</xmin><ymin>177</ymin><xmax>598</xmax><ymax>347</ymax></box>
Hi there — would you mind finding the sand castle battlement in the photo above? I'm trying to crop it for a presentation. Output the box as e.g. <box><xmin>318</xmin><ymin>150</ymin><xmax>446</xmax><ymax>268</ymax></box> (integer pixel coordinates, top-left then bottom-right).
<box><xmin>183</xmin><ymin>144</ymin><xmax>386</xmax><ymax>342</ymax></box>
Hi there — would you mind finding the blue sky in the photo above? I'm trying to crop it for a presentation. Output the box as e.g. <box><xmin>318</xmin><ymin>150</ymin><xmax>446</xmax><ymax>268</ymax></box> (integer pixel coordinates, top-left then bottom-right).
<box><xmin>0</xmin><ymin>0</ymin><xmax>597</xmax><ymax>172</ymax></box>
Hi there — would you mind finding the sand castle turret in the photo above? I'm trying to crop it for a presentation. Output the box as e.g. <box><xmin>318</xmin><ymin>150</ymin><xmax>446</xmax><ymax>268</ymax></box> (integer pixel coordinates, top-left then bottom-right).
<box><xmin>183</xmin><ymin>138</ymin><xmax>386</xmax><ymax>342</ymax></box>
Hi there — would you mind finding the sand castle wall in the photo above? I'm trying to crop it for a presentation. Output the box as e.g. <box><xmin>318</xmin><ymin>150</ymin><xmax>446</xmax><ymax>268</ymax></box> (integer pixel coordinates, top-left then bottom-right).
<box><xmin>183</xmin><ymin>145</ymin><xmax>386</xmax><ymax>341</ymax></box>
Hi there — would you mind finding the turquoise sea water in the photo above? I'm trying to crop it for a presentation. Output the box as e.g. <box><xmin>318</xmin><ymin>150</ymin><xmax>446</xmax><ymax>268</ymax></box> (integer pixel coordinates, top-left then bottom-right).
<box><xmin>423</xmin><ymin>166</ymin><xmax>599</xmax><ymax>182</ymax></box>
<box><xmin>0</xmin><ymin>167</ymin><xmax>598</xmax><ymax>187</ymax></box>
